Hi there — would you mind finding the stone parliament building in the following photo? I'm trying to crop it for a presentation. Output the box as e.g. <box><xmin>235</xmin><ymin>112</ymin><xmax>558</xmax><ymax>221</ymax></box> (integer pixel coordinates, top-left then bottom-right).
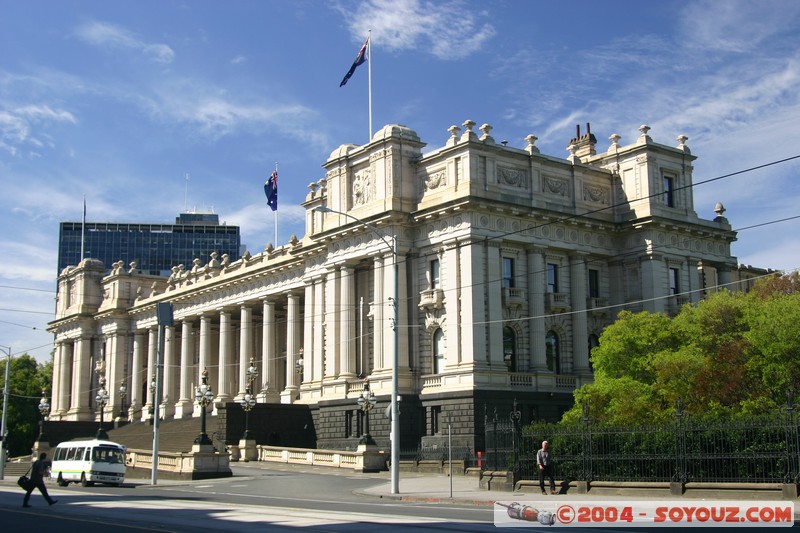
<box><xmin>47</xmin><ymin>120</ymin><xmax>767</xmax><ymax>452</ymax></box>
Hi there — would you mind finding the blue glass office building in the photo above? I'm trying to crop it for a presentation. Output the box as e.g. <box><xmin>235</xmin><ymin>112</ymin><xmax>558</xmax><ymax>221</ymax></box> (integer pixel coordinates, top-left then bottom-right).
<box><xmin>58</xmin><ymin>212</ymin><xmax>242</xmax><ymax>276</ymax></box>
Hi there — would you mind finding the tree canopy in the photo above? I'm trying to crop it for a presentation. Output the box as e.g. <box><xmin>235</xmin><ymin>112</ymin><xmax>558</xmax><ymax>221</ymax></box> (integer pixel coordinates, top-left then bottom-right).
<box><xmin>562</xmin><ymin>273</ymin><xmax>800</xmax><ymax>425</ymax></box>
<box><xmin>0</xmin><ymin>354</ymin><xmax>53</xmax><ymax>457</ymax></box>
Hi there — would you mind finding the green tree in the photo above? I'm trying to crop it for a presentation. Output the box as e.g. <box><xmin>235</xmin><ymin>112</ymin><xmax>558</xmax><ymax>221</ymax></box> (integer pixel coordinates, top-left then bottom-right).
<box><xmin>564</xmin><ymin>276</ymin><xmax>800</xmax><ymax>425</ymax></box>
<box><xmin>0</xmin><ymin>354</ymin><xmax>53</xmax><ymax>457</ymax></box>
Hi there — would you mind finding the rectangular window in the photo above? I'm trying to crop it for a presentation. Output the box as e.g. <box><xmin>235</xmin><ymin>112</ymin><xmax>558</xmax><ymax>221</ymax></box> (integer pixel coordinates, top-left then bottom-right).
<box><xmin>430</xmin><ymin>259</ymin><xmax>440</xmax><ymax>289</ymax></box>
<box><xmin>588</xmin><ymin>268</ymin><xmax>600</xmax><ymax>298</ymax></box>
<box><xmin>344</xmin><ymin>411</ymin><xmax>353</xmax><ymax>438</ymax></box>
<box><xmin>502</xmin><ymin>257</ymin><xmax>514</xmax><ymax>289</ymax></box>
<box><xmin>547</xmin><ymin>263</ymin><xmax>559</xmax><ymax>293</ymax></box>
<box><xmin>669</xmin><ymin>267</ymin><xmax>680</xmax><ymax>295</ymax></box>
<box><xmin>431</xmin><ymin>405</ymin><xmax>441</xmax><ymax>435</ymax></box>
<box><xmin>663</xmin><ymin>175</ymin><xmax>675</xmax><ymax>207</ymax></box>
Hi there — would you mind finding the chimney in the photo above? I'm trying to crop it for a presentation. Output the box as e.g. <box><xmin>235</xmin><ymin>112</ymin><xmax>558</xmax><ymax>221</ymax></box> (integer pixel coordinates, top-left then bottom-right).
<box><xmin>567</xmin><ymin>122</ymin><xmax>597</xmax><ymax>160</ymax></box>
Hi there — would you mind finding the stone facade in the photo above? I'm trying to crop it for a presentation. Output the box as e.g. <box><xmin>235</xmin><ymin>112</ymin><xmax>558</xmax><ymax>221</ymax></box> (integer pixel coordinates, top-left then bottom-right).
<box><xmin>48</xmin><ymin>121</ymin><xmax>767</xmax><ymax>453</ymax></box>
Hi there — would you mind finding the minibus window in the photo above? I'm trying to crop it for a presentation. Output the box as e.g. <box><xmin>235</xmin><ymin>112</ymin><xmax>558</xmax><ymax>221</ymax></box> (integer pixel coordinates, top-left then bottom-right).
<box><xmin>93</xmin><ymin>447</ymin><xmax>123</xmax><ymax>463</ymax></box>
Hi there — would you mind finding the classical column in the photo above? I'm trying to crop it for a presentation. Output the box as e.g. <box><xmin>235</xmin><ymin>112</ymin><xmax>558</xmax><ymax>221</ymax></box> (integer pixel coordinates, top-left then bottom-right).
<box><xmin>216</xmin><ymin>310</ymin><xmax>232</xmax><ymax>402</ymax></box>
<box><xmin>161</xmin><ymin>325</ymin><xmax>176</xmax><ymax>418</ymax></box>
<box><xmin>395</xmin><ymin>247</ymin><xmax>410</xmax><ymax>374</ymax></box>
<box><xmin>238</xmin><ymin>304</ymin><xmax>253</xmax><ymax>398</ymax></box>
<box><xmin>282</xmin><ymin>293</ymin><xmax>300</xmax><ymax>403</ymax></box>
<box><xmin>528</xmin><ymin>247</ymin><xmax>548</xmax><ymax>370</ymax></box>
<box><xmin>198</xmin><ymin>314</ymin><xmax>211</xmax><ymax>386</ymax></box>
<box><xmin>570</xmin><ymin>255</ymin><xmax>591</xmax><ymax>374</ymax></box>
<box><xmin>143</xmin><ymin>327</ymin><xmax>157</xmax><ymax>421</ymax></box>
<box><xmin>312</xmin><ymin>278</ymin><xmax>325</xmax><ymax>382</ymax></box>
<box><xmin>486</xmin><ymin>242</ymin><xmax>503</xmax><ymax>367</ymax></box>
<box><xmin>640</xmin><ymin>255</ymin><xmax>666</xmax><ymax>313</ymax></box>
<box><xmin>718</xmin><ymin>264</ymin><xmax>733</xmax><ymax>289</ymax></box>
<box><xmin>50</xmin><ymin>343</ymin><xmax>62</xmax><ymax>416</ymax></box>
<box><xmin>106</xmin><ymin>332</ymin><xmax>126</xmax><ymax>417</ymax></box>
<box><xmin>57</xmin><ymin>342</ymin><xmax>74</xmax><ymax>417</ymax></box>
<box><xmin>260</xmin><ymin>299</ymin><xmax>276</xmax><ymax>400</ymax></box>
<box><xmin>324</xmin><ymin>269</ymin><xmax>339</xmax><ymax>379</ymax></box>
<box><xmin>130</xmin><ymin>331</ymin><xmax>144</xmax><ymax>419</ymax></box>
<box><xmin>456</xmin><ymin>239</ymin><xmax>487</xmax><ymax>368</ymax></box>
<box><xmin>372</xmin><ymin>255</ymin><xmax>385</xmax><ymax>371</ymax></box>
<box><xmin>175</xmin><ymin>320</ymin><xmax>194</xmax><ymax>418</ymax></box>
<box><xmin>442</xmin><ymin>241</ymin><xmax>460</xmax><ymax>369</ymax></box>
<box><xmin>300</xmin><ymin>284</ymin><xmax>311</xmax><ymax>387</ymax></box>
<box><xmin>339</xmin><ymin>266</ymin><xmax>356</xmax><ymax>379</ymax></box>
<box><xmin>69</xmin><ymin>336</ymin><xmax>92</xmax><ymax>418</ymax></box>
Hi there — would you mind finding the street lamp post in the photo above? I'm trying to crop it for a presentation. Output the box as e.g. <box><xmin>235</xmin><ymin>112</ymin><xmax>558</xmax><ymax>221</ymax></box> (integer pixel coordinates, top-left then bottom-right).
<box><xmin>119</xmin><ymin>384</ymin><xmax>127</xmax><ymax>419</ymax></box>
<box><xmin>96</xmin><ymin>377</ymin><xmax>109</xmax><ymax>440</ymax></box>
<box><xmin>314</xmin><ymin>205</ymin><xmax>400</xmax><ymax>494</ymax></box>
<box><xmin>148</xmin><ymin>379</ymin><xmax>156</xmax><ymax>424</ymax></box>
<box><xmin>357</xmin><ymin>382</ymin><xmax>377</xmax><ymax>445</ymax></box>
<box><xmin>194</xmin><ymin>368</ymin><xmax>214</xmax><ymax>446</ymax></box>
<box><xmin>239</xmin><ymin>358</ymin><xmax>258</xmax><ymax>440</ymax></box>
<box><xmin>37</xmin><ymin>390</ymin><xmax>50</xmax><ymax>442</ymax></box>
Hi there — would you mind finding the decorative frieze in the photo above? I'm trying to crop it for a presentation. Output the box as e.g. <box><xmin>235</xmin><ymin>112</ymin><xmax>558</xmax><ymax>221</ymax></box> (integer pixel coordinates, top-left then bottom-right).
<box><xmin>497</xmin><ymin>166</ymin><xmax>527</xmax><ymax>188</ymax></box>
<box><xmin>423</xmin><ymin>168</ymin><xmax>447</xmax><ymax>192</ymax></box>
<box><xmin>583</xmin><ymin>184</ymin><xmax>610</xmax><ymax>204</ymax></box>
<box><xmin>543</xmin><ymin>176</ymin><xmax>570</xmax><ymax>198</ymax></box>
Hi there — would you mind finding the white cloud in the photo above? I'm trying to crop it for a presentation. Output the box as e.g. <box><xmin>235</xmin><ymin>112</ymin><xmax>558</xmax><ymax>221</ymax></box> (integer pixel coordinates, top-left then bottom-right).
<box><xmin>231</xmin><ymin>55</ymin><xmax>247</xmax><ymax>65</ymax></box>
<box><xmin>680</xmin><ymin>0</ymin><xmax>800</xmax><ymax>53</ymax></box>
<box><xmin>339</xmin><ymin>0</ymin><xmax>495</xmax><ymax>60</ymax></box>
<box><xmin>138</xmin><ymin>79</ymin><xmax>329</xmax><ymax>147</ymax></box>
<box><xmin>0</xmin><ymin>104</ymin><xmax>76</xmax><ymax>156</ymax></box>
<box><xmin>74</xmin><ymin>21</ymin><xmax>175</xmax><ymax>63</ymax></box>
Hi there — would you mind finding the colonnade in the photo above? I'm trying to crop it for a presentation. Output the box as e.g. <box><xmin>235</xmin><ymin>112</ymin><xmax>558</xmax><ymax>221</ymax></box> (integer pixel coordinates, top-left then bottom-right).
<box><xmin>49</xmin><ymin>249</ymin><xmax>407</xmax><ymax>422</ymax></box>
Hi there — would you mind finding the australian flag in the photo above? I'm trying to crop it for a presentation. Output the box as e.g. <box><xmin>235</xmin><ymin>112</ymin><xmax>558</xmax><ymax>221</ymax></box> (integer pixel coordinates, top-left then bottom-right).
<box><xmin>340</xmin><ymin>36</ymin><xmax>369</xmax><ymax>87</ymax></box>
<box><xmin>264</xmin><ymin>170</ymin><xmax>278</xmax><ymax>211</ymax></box>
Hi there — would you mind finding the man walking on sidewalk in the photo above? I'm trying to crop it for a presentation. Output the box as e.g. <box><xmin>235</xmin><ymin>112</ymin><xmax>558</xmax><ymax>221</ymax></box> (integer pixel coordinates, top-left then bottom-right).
<box><xmin>537</xmin><ymin>440</ymin><xmax>556</xmax><ymax>495</ymax></box>
<box><xmin>23</xmin><ymin>452</ymin><xmax>58</xmax><ymax>507</ymax></box>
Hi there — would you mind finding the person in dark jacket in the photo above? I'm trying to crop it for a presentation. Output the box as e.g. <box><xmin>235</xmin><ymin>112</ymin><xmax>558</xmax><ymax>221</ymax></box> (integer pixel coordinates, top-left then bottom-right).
<box><xmin>23</xmin><ymin>452</ymin><xmax>57</xmax><ymax>507</ymax></box>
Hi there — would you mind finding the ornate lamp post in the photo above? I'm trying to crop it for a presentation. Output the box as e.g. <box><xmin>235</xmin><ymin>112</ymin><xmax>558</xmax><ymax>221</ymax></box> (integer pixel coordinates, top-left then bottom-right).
<box><xmin>357</xmin><ymin>381</ymin><xmax>377</xmax><ymax>445</ymax></box>
<box><xmin>119</xmin><ymin>383</ymin><xmax>127</xmax><ymax>419</ymax></box>
<box><xmin>96</xmin><ymin>377</ymin><xmax>109</xmax><ymax>440</ymax></box>
<box><xmin>194</xmin><ymin>368</ymin><xmax>214</xmax><ymax>446</ymax></box>
<box><xmin>37</xmin><ymin>390</ymin><xmax>50</xmax><ymax>442</ymax></box>
<box><xmin>239</xmin><ymin>358</ymin><xmax>258</xmax><ymax>440</ymax></box>
<box><xmin>148</xmin><ymin>378</ymin><xmax>156</xmax><ymax>423</ymax></box>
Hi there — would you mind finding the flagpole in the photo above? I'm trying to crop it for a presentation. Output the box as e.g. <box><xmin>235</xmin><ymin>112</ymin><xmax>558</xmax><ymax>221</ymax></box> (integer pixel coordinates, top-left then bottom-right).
<box><xmin>274</xmin><ymin>162</ymin><xmax>278</xmax><ymax>246</ymax></box>
<box><xmin>367</xmin><ymin>29</ymin><xmax>372</xmax><ymax>142</ymax></box>
<box><xmin>80</xmin><ymin>195</ymin><xmax>86</xmax><ymax>262</ymax></box>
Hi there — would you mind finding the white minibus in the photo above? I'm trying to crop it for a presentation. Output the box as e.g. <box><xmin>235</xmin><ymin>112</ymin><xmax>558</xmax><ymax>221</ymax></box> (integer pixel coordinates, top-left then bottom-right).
<box><xmin>51</xmin><ymin>439</ymin><xmax>126</xmax><ymax>487</ymax></box>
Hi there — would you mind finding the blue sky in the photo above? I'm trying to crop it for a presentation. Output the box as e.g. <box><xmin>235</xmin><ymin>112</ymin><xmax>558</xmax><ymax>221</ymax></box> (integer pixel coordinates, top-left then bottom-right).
<box><xmin>2</xmin><ymin>0</ymin><xmax>800</xmax><ymax>362</ymax></box>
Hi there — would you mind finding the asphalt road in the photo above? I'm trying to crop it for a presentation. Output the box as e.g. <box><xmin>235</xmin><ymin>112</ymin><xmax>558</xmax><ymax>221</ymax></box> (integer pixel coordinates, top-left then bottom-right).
<box><xmin>0</xmin><ymin>465</ymin><xmax>497</xmax><ymax>532</ymax></box>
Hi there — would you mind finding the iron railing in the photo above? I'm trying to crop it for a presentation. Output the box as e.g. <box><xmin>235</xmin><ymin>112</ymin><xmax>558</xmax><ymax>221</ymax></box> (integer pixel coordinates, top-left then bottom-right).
<box><xmin>484</xmin><ymin>395</ymin><xmax>800</xmax><ymax>486</ymax></box>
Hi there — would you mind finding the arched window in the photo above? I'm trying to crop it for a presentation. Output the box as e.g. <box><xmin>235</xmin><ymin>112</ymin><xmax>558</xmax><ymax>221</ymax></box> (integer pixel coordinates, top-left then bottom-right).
<box><xmin>503</xmin><ymin>326</ymin><xmax>516</xmax><ymax>372</ymax></box>
<box><xmin>433</xmin><ymin>328</ymin><xmax>445</xmax><ymax>374</ymax></box>
<box><xmin>546</xmin><ymin>330</ymin><xmax>561</xmax><ymax>374</ymax></box>
<box><xmin>588</xmin><ymin>334</ymin><xmax>600</xmax><ymax>373</ymax></box>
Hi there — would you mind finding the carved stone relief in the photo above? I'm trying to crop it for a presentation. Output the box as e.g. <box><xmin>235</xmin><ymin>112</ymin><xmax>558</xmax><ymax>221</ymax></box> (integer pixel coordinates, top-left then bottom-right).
<box><xmin>583</xmin><ymin>184</ymin><xmax>610</xmax><ymax>204</ymax></box>
<box><xmin>423</xmin><ymin>168</ymin><xmax>447</xmax><ymax>192</ymax></box>
<box><xmin>498</xmin><ymin>166</ymin><xmax>527</xmax><ymax>188</ymax></box>
<box><xmin>352</xmin><ymin>168</ymin><xmax>374</xmax><ymax>207</ymax></box>
<box><xmin>543</xmin><ymin>176</ymin><xmax>569</xmax><ymax>198</ymax></box>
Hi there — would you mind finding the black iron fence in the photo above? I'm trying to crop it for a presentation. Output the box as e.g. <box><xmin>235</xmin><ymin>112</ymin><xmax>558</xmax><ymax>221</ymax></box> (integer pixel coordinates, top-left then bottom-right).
<box><xmin>484</xmin><ymin>397</ymin><xmax>800</xmax><ymax>486</ymax></box>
